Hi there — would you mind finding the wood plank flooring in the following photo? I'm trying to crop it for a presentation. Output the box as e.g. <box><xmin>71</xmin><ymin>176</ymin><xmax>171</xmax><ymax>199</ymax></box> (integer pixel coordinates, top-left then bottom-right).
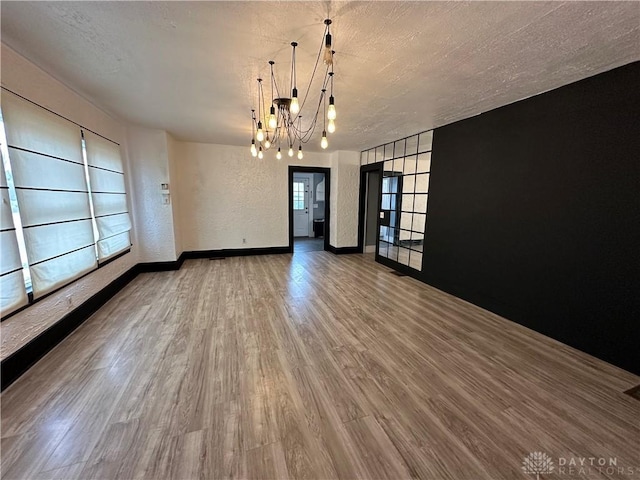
<box><xmin>1</xmin><ymin>252</ymin><xmax>639</xmax><ymax>479</ymax></box>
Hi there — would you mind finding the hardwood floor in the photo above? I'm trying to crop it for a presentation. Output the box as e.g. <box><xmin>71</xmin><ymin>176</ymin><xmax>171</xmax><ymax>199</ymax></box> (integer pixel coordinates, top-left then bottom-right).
<box><xmin>1</xmin><ymin>252</ymin><xmax>638</xmax><ymax>480</ymax></box>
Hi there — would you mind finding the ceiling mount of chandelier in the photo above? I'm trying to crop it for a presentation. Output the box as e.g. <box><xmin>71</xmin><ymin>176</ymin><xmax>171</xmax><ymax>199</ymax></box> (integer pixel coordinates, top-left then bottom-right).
<box><xmin>250</xmin><ymin>18</ymin><xmax>337</xmax><ymax>159</ymax></box>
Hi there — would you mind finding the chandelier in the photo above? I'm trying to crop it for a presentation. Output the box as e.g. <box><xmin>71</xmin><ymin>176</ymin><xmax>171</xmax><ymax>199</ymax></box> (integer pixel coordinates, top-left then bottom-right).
<box><xmin>250</xmin><ymin>19</ymin><xmax>337</xmax><ymax>160</ymax></box>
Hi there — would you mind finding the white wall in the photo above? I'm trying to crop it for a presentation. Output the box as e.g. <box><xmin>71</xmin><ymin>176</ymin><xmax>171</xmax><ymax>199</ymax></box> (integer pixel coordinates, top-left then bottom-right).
<box><xmin>0</xmin><ymin>45</ymin><xmax>138</xmax><ymax>360</ymax></box>
<box><xmin>330</xmin><ymin>150</ymin><xmax>361</xmax><ymax>247</ymax></box>
<box><xmin>167</xmin><ymin>134</ymin><xmax>183</xmax><ymax>257</ymax></box>
<box><xmin>126</xmin><ymin>127</ymin><xmax>177</xmax><ymax>263</ymax></box>
<box><xmin>176</xmin><ymin>142</ymin><xmax>334</xmax><ymax>251</ymax></box>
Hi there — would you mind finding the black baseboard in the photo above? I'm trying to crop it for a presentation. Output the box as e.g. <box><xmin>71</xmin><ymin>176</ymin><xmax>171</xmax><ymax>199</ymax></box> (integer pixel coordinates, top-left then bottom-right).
<box><xmin>136</xmin><ymin>252</ymin><xmax>185</xmax><ymax>273</ymax></box>
<box><xmin>327</xmin><ymin>245</ymin><xmax>360</xmax><ymax>255</ymax></box>
<box><xmin>1</xmin><ymin>266</ymin><xmax>139</xmax><ymax>391</ymax></box>
<box><xmin>183</xmin><ymin>246</ymin><xmax>291</xmax><ymax>259</ymax></box>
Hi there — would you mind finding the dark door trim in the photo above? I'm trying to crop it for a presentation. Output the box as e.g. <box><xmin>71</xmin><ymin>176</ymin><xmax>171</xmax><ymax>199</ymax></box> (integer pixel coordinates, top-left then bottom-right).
<box><xmin>288</xmin><ymin>166</ymin><xmax>331</xmax><ymax>252</ymax></box>
<box><xmin>357</xmin><ymin>163</ymin><xmax>384</xmax><ymax>253</ymax></box>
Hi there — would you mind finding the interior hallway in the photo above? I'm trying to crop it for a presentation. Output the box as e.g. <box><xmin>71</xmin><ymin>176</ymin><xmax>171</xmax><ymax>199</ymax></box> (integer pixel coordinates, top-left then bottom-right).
<box><xmin>1</xmin><ymin>253</ymin><xmax>638</xmax><ymax>479</ymax></box>
<box><xmin>294</xmin><ymin>237</ymin><xmax>324</xmax><ymax>253</ymax></box>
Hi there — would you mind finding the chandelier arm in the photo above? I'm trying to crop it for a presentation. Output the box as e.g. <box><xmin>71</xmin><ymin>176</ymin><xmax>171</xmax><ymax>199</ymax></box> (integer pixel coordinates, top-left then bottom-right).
<box><xmin>260</xmin><ymin>80</ymin><xmax>268</xmax><ymax>132</ymax></box>
<box><xmin>271</xmin><ymin>64</ymin><xmax>282</xmax><ymax>102</ymax></box>
<box><xmin>299</xmin><ymin>23</ymin><xmax>329</xmax><ymax>114</ymax></box>
<box><xmin>295</xmin><ymin>91</ymin><xmax>324</xmax><ymax>143</ymax></box>
<box><xmin>256</xmin><ymin>81</ymin><xmax>261</xmax><ymax>126</ymax></box>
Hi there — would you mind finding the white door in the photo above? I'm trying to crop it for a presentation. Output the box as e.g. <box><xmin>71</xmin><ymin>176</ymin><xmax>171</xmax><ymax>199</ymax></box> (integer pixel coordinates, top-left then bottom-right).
<box><xmin>293</xmin><ymin>178</ymin><xmax>310</xmax><ymax>237</ymax></box>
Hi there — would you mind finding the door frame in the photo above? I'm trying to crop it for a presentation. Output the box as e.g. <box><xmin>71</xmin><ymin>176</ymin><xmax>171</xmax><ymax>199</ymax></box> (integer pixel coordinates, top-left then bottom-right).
<box><xmin>292</xmin><ymin>173</ymin><xmax>314</xmax><ymax>237</ymax></box>
<box><xmin>288</xmin><ymin>166</ymin><xmax>331</xmax><ymax>252</ymax></box>
<box><xmin>357</xmin><ymin>163</ymin><xmax>384</xmax><ymax>253</ymax></box>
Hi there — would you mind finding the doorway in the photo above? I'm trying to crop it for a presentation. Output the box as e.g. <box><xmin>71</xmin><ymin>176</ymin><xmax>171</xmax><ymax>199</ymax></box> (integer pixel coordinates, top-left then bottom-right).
<box><xmin>288</xmin><ymin>166</ymin><xmax>331</xmax><ymax>253</ymax></box>
<box><xmin>363</xmin><ymin>170</ymin><xmax>381</xmax><ymax>253</ymax></box>
<box><xmin>358</xmin><ymin>163</ymin><xmax>383</xmax><ymax>254</ymax></box>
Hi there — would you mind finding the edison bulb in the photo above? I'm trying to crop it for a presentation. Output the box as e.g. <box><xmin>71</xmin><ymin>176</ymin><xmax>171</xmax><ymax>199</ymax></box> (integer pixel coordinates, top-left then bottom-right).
<box><xmin>327</xmin><ymin>118</ymin><xmax>336</xmax><ymax>133</ymax></box>
<box><xmin>323</xmin><ymin>32</ymin><xmax>333</xmax><ymax>65</ymax></box>
<box><xmin>264</xmin><ymin>137</ymin><xmax>271</xmax><ymax>149</ymax></box>
<box><xmin>258</xmin><ymin>147</ymin><xmax>263</xmax><ymax>159</ymax></box>
<box><xmin>290</xmin><ymin>88</ymin><xmax>300</xmax><ymax>115</ymax></box>
<box><xmin>327</xmin><ymin>103</ymin><xmax>336</xmax><ymax>120</ymax></box>
<box><xmin>297</xmin><ymin>146</ymin><xmax>303</xmax><ymax>160</ymax></box>
<box><xmin>256</xmin><ymin>121</ymin><xmax>264</xmax><ymax>142</ymax></box>
<box><xmin>321</xmin><ymin>131</ymin><xmax>328</xmax><ymax>149</ymax></box>
<box><xmin>323</xmin><ymin>46</ymin><xmax>333</xmax><ymax>66</ymax></box>
<box><xmin>288</xmin><ymin>146</ymin><xmax>294</xmax><ymax>157</ymax></box>
<box><xmin>276</xmin><ymin>148</ymin><xmax>282</xmax><ymax>160</ymax></box>
<box><xmin>250</xmin><ymin>140</ymin><xmax>257</xmax><ymax>156</ymax></box>
<box><xmin>268</xmin><ymin>107</ymin><xmax>277</xmax><ymax>129</ymax></box>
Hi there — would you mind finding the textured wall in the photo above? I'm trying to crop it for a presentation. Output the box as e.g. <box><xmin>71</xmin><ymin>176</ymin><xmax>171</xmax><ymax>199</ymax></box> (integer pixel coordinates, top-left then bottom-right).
<box><xmin>0</xmin><ymin>45</ymin><xmax>138</xmax><ymax>360</ymax></box>
<box><xmin>167</xmin><ymin>133</ymin><xmax>183</xmax><ymax>257</ymax></box>
<box><xmin>126</xmin><ymin>127</ymin><xmax>177</xmax><ymax>262</ymax></box>
<box><xmin>329</xmin><ymin>151</ymin><xmax>360</xmax><ymax>248</ymax></box>
<box><xmin>176</xmin><ymin>142</ymin><xmax>334</xmax><ymax>251</ymax></box>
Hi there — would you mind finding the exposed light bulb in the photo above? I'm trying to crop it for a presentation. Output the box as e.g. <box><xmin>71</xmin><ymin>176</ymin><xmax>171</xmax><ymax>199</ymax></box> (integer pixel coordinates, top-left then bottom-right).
<box><xmin>323</xmin><ymin>33</ymin><xmax>333</xmax><ymax>65</ymax></box>
<box><xmin>288</xmin><ymin>145</ymin><xmax>294</xmax><ymax>157</ymax></box>
<box><xmin>276</xmin><ymin>148</ymin><xmax>282</xmax><ymax>160</ymax></box>
<box><xmin>256</xmin><ymin>121</ymin><xmax>264</xmax><ymax>142</ymax></box>
<box><xmin>327</xmin><ymin>96</ymin><xmax>336</xmax><ymax>120</ymax></box>
<box><xmin>290</xmin><ymin>88</ymin><xmax>300</xmax><ymax>115</ymax></box>
<box><xmin>250</xmin><ymin>139</ymin><xmax>257</xmax><ymax>156</ymax></box>
<box><xmin>268</xmin><ymin>106</ymin><xmax>277</xmax><ymax>129</ymax></box>
<box><xmin>327</xmin><ymin>118</ymin><xmax>336</xmax><ymax>133</ymax></box>
<box><xmin>297</xmin><ymin>145</ymin><xmax>304</xmax><ymax>160</ymax></box>
<box><xmin>321</xmin><ymin>131</ymin><xmax>328</xmax><ymax>149</ymax></box>
<box><xmin>258</xmin><ymin>147</ymin><xmax>263</xmax><ymax>159</ymax></box>
<box><xmin>264</xmin><ymin>137</ymin><xmax>271</xmax><ymax>149</ymax></box>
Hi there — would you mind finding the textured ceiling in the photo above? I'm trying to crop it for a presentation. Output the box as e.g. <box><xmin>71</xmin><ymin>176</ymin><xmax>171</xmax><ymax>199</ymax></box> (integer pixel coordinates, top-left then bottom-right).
<box><xmin>1</xmin><ymin>1</ymin><xmax>639</xmax><ymax>152</ymax></box>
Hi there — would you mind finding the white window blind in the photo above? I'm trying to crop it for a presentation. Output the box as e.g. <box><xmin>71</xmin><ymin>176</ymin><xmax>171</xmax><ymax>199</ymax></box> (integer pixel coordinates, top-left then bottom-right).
<box><xmin>0</xmin><ymin>150</ymin><xmax>28</xmax><ymax>317</ymax></box>
<box><xmin>83</xmin><ymin>130</ymin><xmax>131</xmax><ymax>261</ymax></box>
<box><xmin>1</xmin><ymin>90</ymin><xmax>97</xmax><ymax>298</ymax></box>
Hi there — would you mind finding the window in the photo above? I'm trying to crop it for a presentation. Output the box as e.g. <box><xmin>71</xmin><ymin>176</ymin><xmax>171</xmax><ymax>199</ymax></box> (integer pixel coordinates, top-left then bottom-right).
<box><xmin>83</xmin><ymin>130</ymin><xmax>131</xmax><ymax>262</ymax></box>
<box><xmin>0</xmin><ymin>88</ymin><xmax>132</xmax><ymax>318</ymax></box>
<box><xmin>293</xmin><ymin>181</ymin><xmax>305</xmax><ymax>210</ymax></box>
<box><xmin>0</xmin><ymin>143</ymin><xmax>29</xmax><ymax>317</ymax></box>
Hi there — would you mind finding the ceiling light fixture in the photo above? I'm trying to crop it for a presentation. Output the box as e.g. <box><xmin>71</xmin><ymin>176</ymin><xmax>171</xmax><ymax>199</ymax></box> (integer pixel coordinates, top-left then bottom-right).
<box><xmin>249</xmin><ymin>19</ymin><xmax>337</xmax><ymax>158</ymax></box>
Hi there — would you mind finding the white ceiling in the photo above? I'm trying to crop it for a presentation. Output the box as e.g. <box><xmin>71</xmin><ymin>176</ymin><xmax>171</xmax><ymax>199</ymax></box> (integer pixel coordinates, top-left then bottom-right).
<box><xmin>1</xmin><ymin>1</ymin><xmax>639</xmax><ymax>152</ymax></box>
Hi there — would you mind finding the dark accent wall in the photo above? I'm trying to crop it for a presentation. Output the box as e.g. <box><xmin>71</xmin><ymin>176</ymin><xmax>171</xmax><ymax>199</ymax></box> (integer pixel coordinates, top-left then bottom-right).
<box><xmin>423</xmin><ymin>62</ymin><xmax>640</xmax><ymax>375</ymax></box>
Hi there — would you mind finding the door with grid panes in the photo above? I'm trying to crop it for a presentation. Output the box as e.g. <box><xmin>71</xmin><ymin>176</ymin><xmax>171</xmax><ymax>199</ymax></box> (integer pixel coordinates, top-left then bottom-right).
<box><xmin>361</xmin><ymin>130</ymin><xmax>432</xmax><ymax>272</ymax></box>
